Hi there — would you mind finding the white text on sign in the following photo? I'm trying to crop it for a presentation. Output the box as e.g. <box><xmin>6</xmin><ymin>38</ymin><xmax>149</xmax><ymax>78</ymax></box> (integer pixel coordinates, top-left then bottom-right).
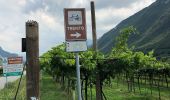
<box><xmin>67</xmin><ymin>26</ymin><xmax>85</xmax><ymax>31</ymax></box>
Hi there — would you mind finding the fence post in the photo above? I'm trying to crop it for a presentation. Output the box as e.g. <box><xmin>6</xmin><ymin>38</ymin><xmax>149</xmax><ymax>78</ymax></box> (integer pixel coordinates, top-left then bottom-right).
<box><xmin>26</xmin><ymin>20</ymin><xmax>40</xmax><ymax>100</ymax></box>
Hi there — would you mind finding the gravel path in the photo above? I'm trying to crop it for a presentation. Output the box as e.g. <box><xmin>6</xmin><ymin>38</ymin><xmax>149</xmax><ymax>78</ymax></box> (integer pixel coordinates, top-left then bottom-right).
<box><xmin>0</xmin><ymin>76</ymin><xmax>20</xmax><ymax>89</ymax></box>
<box><xmin>0</xmin><ymin>72</ymin><xmax>25</xmax><ymax>90</ymax></box>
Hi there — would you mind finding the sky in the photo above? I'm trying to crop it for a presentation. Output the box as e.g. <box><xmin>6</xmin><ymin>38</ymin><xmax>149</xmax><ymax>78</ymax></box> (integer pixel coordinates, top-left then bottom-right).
<box><xmin>0</xmin><ymin>0</ymin><xmax>156</xmax><ymax>55</ymax></box>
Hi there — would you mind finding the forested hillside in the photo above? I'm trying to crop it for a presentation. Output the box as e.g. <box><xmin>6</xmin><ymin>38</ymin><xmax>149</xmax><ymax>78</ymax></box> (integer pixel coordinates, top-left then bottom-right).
<box><xmin>98</xmin><ymin>0</ymin><xmax>170</xmax><ymax>58</ymax></box>
<box><xmin>0</xmin><ymin>47</ymin><xmax>17</xmax><ymax>58</ymax></box>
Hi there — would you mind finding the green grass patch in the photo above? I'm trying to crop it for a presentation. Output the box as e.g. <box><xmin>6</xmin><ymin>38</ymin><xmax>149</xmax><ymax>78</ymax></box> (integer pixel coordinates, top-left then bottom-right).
<box><xmin>1</xmin><ymin>74</ymin><xmax>170</xmax><ymax>100</ymax></box>
<box><xmin>40</xmin><ymin>73</ymin><xmax>68</xmax><ymax>100</ymax></box>
<box><xmin>102</xmin><ymin>80</ymin><xmax>170</xmax><ymax>100</ymax></box>
<box><xmin>0</xmin><ymin>76</ymin><xmax>26</xmax><ymax>100</ymax></box>
<box><xmin>0</xmin><ymin>72</ymin><xmax>69</xmax><ymax>100</ymax></box>
<box><xmin>103</xmin><ymin>82</ymin><xmax>155</xmax><ymax>100</ymax></box>
<box><xmin>83</xmin><ymin>79</ymin><xmax>170</xmax><ymax>100</ymax></box>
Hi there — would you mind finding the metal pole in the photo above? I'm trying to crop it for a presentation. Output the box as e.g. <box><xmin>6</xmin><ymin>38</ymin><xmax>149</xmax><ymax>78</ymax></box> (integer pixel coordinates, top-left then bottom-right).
<box><xmin>75</xmin><ymin>53</ymin><xmax>82</xmax><ymax>100</ymax></box>
<box><xmin>14</xmin><ymin>63</ymin><xmax>26</xmax><ymax>100</ymax></box>
<box><xmin>6</xmin><ymin>75</ymin><xmax>8</xmax><ymax>100</ymax></box>
<box><xmin>6</xmin><ymin>75</ymin><xmax>8</xmax><ymax>88</ymax></box>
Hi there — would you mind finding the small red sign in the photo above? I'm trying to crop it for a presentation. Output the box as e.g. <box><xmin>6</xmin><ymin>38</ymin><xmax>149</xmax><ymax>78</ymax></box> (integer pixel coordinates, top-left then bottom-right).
<box><xmin>8</xmin><ymin>57</ymin><xmax>23</xmax><ymax>64</ymax></box>
<box><xmin>64</xmin><ymin>8</ymin><xmax>87</xmax><ymax>41</ymax></box>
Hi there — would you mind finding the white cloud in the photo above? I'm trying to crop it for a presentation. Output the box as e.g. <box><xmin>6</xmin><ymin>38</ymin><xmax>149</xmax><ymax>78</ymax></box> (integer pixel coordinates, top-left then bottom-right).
<box><xmin>95</xmin><ymin>0</ymin><xmax>155</xmax><ymax>37</ymax></box>
<box><xmin>18</xmin><ymin>0</ymin><xmax>26</xmax><ymax>6</ymax></box>
<box><xmin>24</xmin><ymin>9</ymin><xmax>65</xmax><ymax>54</ymax></box>
<box><xmin>27</xmin><ymin>9</ymin><xmax>57</xmax><ymax>29</ymax></box>
<box><xmin>0</xmin><ymin>0</ymin><xmax>156</xmax><ymax>55</ymax></box>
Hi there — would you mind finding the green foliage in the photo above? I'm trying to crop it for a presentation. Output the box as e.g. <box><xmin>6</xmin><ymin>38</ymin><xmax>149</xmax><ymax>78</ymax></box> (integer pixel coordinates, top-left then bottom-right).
<box><xmin>79</xmin><ymin>49</ymin><xmax>96</xmax><ymax>69</ymax></box>
<box><xmin>40</xmin><ymin>26</ymin><xmax>170</xmax><ymax>99</ymax></box>
<box><xmin>109</xmin><ymin>26</ymin><xmax>169</xmax><ymax>76</ymax></box>
<box><xmin>111</xmin><ymin>26</ymin><xmax>136</xmax><ymax>58</ymax></box>
<box><xmin>115</xmin><ymin>26</ymin><xmax>136</xmax><ymax>51</ymax></box>
<box><xmin>40</xmin><ymin>43</ymin><xmax>105</xmax><ymax>90</ymax></box>
<box><xmin>40</xmin><ymin>43</ymin><xmax>75</xmax><ymax>75</ymax></box>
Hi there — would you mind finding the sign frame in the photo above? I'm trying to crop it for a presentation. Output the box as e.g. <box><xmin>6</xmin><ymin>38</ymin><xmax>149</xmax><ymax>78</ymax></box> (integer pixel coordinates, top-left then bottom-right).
<box><xmin>66</xmin><ymin>41</ymin><xmax>87</xmax><ymax>52</ymax></box>
<box><xmin>64</xmin><ymin>8</ymin><xmax>87</xmax><ymax>41</ymax></box>
<box><xmin>3</xmin><ymin>57</ymin><xmax>23</xmax><ymax>76</ymax></box>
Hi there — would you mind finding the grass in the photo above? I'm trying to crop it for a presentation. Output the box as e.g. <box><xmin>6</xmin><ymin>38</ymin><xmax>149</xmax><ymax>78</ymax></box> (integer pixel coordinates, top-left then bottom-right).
<box><xmin>84</xmin><ymin>79</ymin><xmax>170</xmax><ymax>100</ymax></box>
<box><xmin>1</xmin><ymin>73</ymin><xmax>170</xmax><ymax>100</ymax></box>
<box><xmin>0</xmin><ymin>72</ymin><xmax>68</xmax><ymax>100</ymax></box>
<box><xmin>40</xmin><ymin>73</ymin><xmax>68</xmax><ymax>100</ymax></box>
<box><xmin>103</xmin><ymin>82</ymin><xmax>156</xmax><ymax>100</ymax></box>
<box><xmin>0</xmin><ymin>76</ymin><xmax>26</xmax><ymax>100</ymax></box>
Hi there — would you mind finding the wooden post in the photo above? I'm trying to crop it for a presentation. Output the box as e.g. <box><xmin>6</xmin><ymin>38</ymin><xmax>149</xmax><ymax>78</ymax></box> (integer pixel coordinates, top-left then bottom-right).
<box><xmin>91</xmin><ymin>1</ymin><xmax>102</xmax><ymax>100</ymax></box>
<box><xmin>26</xmin><ymin>20</ymin><xmax>40</xmax><ymax>100</ymax></box>
<box><xmin>91</xmin><ymin>1</ymin><xmax>97</xmax><ymax>51</ymax></box>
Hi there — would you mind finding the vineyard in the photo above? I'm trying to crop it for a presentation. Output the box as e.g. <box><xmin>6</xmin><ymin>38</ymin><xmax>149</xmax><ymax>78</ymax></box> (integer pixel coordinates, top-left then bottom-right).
<box><xmin>39</xmin><ymin>27</ymin><xmax>170</xmax><ymax>100</ymax></box>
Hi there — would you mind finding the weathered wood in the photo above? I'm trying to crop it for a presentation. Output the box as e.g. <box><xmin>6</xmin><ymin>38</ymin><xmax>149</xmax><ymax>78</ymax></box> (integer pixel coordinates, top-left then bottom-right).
<box><xmin>26</xmin><ymin>20</ymin><xmax>39</xmax><ymax>100</ymax></box>
<box><xmin>91</xmin><ymin>1</ymin><xmax>102</xmax><ymax>100</ymax></box>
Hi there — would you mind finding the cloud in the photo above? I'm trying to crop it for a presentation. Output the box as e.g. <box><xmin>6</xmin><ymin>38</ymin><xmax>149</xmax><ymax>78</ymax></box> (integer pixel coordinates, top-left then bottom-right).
<box><xmin>94</xmin><ymin>0</ymin><xmax>145</xmax><ymax>9</ymax></box>
<box><xmin>95</xmin><ymin>0</ymin><xmax>155</xmax><ymax>37</ymax></box>
<box><xmin>24</xmin><ymin>9</ymin><xmax>65</xmax><ymax>54</ymax></box>
<box><xmin>0</xmin><ymin>0</ymin><xmax>156</xmax><ymax>55</ymax></box>
<box><xmin>0</xmin><ymin>0</ymin><xmax>26</xmax><ymax>53</ymax></box>
<box><xmin>22</xmin><ymin>0</ymin><xmax>155</xmax><ymax>38</ymax></box>
<box><xmin>23</xmin><ymin>0</ymin><xmax>74</xmax><ymax>16</ymax></box>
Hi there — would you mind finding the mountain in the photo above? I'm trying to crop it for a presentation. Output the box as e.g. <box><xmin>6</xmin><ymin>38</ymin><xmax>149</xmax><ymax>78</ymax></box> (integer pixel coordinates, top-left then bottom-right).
<box><xmin>98</xmin><ymin>0</ymin><xmax>170</xmax><ymax>57</ymax></box>
<box><xmin>0</xmin><ymin>47</ymin><xmax>18</xmax><ymax>58</ymax></box>
<box><xmin>87</xmin><ymin>39</ymin><xmax>93</xmax><ymax>47</ymax></box>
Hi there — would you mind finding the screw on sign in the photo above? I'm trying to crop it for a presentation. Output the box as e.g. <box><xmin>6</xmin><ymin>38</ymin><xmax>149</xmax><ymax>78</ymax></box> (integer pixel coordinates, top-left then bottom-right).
<box><xmin>64</xmin><ymin>8</ymin><xmax>87</xmax><ymax>41</ymax></box>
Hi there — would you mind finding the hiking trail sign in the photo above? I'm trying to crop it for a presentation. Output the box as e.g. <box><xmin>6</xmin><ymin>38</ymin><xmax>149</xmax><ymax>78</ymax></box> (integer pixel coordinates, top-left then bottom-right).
<box><xmin>64</xmin><ymin>8</ymin><xmax>87</xmax><ymax>52</ymax></box>
<box><xmin>64</xmin><ymin>8</ymin><xmax>87</xmax><ymax>41</ymax></box>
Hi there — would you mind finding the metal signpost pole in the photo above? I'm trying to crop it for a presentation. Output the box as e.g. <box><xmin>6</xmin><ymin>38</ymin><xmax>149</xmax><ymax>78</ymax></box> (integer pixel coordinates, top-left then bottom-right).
<box><xmin>75</xmin><ymin>53</ymin><xmax>82</xmax><ymax>100</ymax></box>
<box><xmin>6</xmin><ymin>74</ymin><xmax>8</xmax><ymax>88</ymax></box>
<box><xmin>64</xmin><ymin>8</ymin><xmax>87</xmax><ymax>100</ymax></box>
<box><xmin>6</xmin><ymin>75</ymin><xmax>8</xmax><ymax>100</ymax></box>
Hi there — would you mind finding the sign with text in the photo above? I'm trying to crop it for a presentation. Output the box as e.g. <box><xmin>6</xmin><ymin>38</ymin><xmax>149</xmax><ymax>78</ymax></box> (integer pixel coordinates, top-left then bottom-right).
<box><xmin>8</xmin><ymin>57</ymin><xmax>23</xmax><ymax>64</ymax></box>
<box><xmin>64</xmin><ymin>8</ymin><xmax>87</xmax><ymax>41</ymax></box>
<box><xmin>66</xmin><ymin>41</ymin><xmax>87</xmax><ymax>52</ymax></box>
<box><xmin>3</xmin><ymin>57</ymin><xmax>23</xmax><ymax>76</ymax></box>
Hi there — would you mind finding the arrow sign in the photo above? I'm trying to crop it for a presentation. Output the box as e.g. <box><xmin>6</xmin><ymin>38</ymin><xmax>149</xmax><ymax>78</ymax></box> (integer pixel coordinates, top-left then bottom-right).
<box><xmin>70</xmin><ymin>32</ymin><xmax>81</xmax><ymax>38</ymax></box>
<box><xmin>64</xmin><ymin>9</ymin><xmax>87</xmax><ymax>41</ymax></box>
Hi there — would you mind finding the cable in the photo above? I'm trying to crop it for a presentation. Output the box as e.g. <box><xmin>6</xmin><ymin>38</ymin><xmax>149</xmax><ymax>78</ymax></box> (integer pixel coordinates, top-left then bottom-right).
<box><xmin>13</xmin><ymin>62</ymin><xmax>26</xmax><ymax>100</ymax></box>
